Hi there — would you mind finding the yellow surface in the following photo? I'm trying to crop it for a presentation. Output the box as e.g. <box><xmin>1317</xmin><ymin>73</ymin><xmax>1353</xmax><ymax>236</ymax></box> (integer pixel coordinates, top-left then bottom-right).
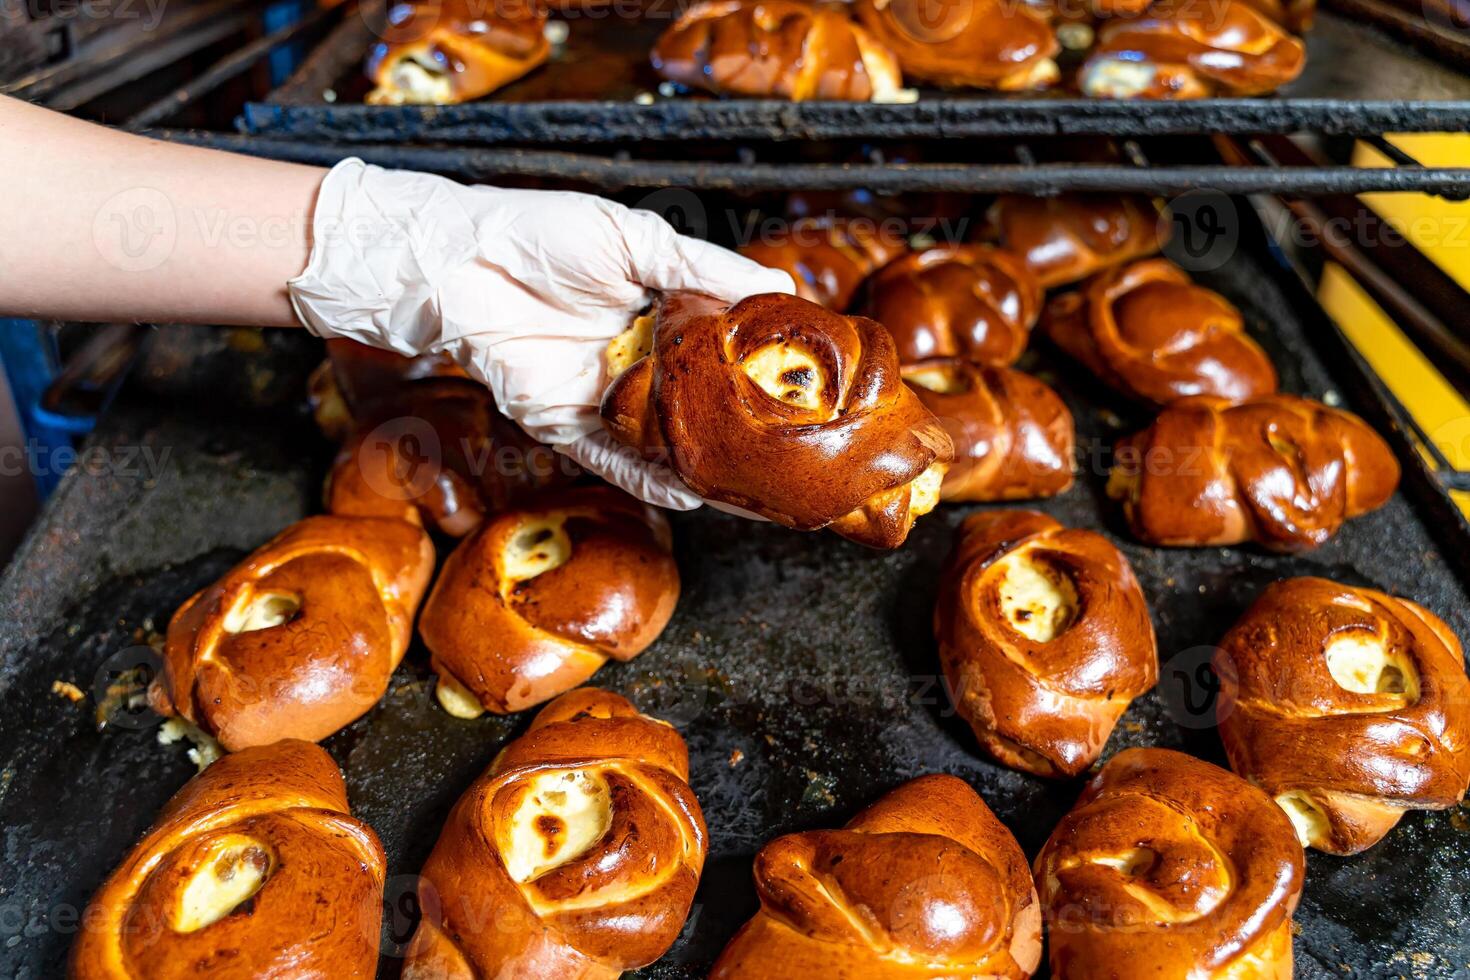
<box><xmin>1352</xmin><ymin>135</ymin><xmax>1470</xmax><ymax>294</ymax></box>
<box><xmin>1315</xmin><ymin>135</ymin><xmax>1470</xmax><ymax>518</ymax></box>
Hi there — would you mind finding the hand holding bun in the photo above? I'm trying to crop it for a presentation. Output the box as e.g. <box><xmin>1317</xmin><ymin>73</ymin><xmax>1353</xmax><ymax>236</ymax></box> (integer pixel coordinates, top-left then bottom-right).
<box><xmin>403</xmin><ymin>690</ymin><xmax>707</xmax><ymax>979</ymax></box>
<box><xmin>1041</xmin><ymin>258</ymin><xmax>1278</xmax><ymax>407</ymax></box>
<box><xmin>936</xmin><ymin>510</ymin><xmax>1156</xmax><ymax>777</ymax></box>
<box><xmin>151</xmin><ymin>516</ymin><xmax>434</xmax><ymax>750</ymax></box>
<box><xmin>903</xmin><ymin>359</ymin><xmax>1074</xmax><ymax>502</ymax></box>
<box><xmin>986</xmin><ymin>194</ymin><xmax>1164</xmax><ymax>289</ymax></box>
<box><xmin>740</xmin><ymin>216</ymin><xmax>908</xmax><ymax>310</ymax></box>
<box><xmin>1080</xmin><ymin>0</ymin><xmax>1306</xmax><ymax>98</ymax></box>
<box><xmin>652</xmin><ymin>0</ymin><xmax>904</xmax><ymax>102</ymax></box>
<box><xmin>600</xmin><ymin>291</ymin><xmax>953</xmax><ymax>549</ymax></box>
<box><xmin>711</xmin><ymin>774</ymin><xmax>1041</xmax><ymax>979</ymax></box>
<box><xmin>1218</xmin><ymin>577</ymin><xmax>1470</xmax><ymax>854</ymax></box>
<box><xmin>419</xmin><ymin>486</ymin><xmax>680</xmax><ymax>717</ymax></box>
<box><xmin>861</xmin><ymin>245</ymin><xmax>1042</xmax><ymax>366</ymax></box>
<box><xmin>1035</xmin><ymin>748</ymin><xmax>1305</xmax><ymax>980</ymax></box>
<box><xmin>1109</xmin><ymin>394</ymin><xmax>1399</xmax><ymax>550</ymax></box>
<box><xmin>854</xmin><ymin>0</ymin><xmax>1059</xmax><ymax>90</ymax></box>
<box><xmin>71</xmin><ymin>741</ymin><xmax>385</xmax><ymax>979</ymax></box>
<box><xmin>366</xmin><ymin>0</ymin><xmax>549</xmax><ymax>105</ymax></box>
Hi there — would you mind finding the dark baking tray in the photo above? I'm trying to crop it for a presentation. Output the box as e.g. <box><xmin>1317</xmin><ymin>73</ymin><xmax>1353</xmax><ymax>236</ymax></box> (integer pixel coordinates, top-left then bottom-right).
<box><xmin>2</xmin><ymin>201</ymin><xmax>1469</xmax><ymax>979</ymax></box>
<box><xmin>240</xmin><ymin>8</ymin><xmax>1470</xmax><ymax>143</ymax></box>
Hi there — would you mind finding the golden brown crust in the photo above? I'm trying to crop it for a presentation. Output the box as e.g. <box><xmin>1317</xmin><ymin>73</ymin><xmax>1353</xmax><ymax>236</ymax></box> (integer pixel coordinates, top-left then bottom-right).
<box><xmin>402</xmin><ymin>690</ymin><xmax>707</xmax><ymax>979</ymax></box>
<box><xmin>1217</xmin><ymin>577</ymin><xmax>1470</xmax><ymax>855</ymax></box>
<box><xmin>70</xmin><ymin>741</ymin><xmax>385</xmax><ymax>980</ymax></box>
<box><xmin>419</xmin><ymin>486</ymin><xmax>681</xmax><ymax>714</ymax></box>
<box><xmin>936</xmin><ymin>510</ymin><xmax>1156</xmax><ymax>777</ymax></box>
<box><xmin>739</xmin><ymin>216</ymin><xmax>909</xmax><ymax>310</ymax></box>
<box><xmin>151</xmin><ymin>515</ymin><xmax>434</xmax><ymax>750</ymax></box>
<box><xmin>366</xmin><ymin>0</ymin><xmax>549</xmax><ymax>105</ymax></box>
<box><xmin>1108</xmin><ymin>394</ymin><xmax>1400</xmax><ymax>551</ymax></box>
<box><xmin>986</xmin><ymin>194</ymin><xmax>1164</xmax><ymax>289</ymax></box>
<box><xmin>853</xmin><ymin>0</ymin><xmax>1060</xmax><ymax>90</ymax></box>
<box><xmin>326</xmin><ymin>376</ymin><xmax>573</xmax><ymax>537</ymax></box>
<box><xmin>711</xmin><ymin>774</ymin><xmax>1041</xmax><ymax>979</ymax></box>
<box><xmin>861</xmin><ymin>245</ymin><xmax>1042</xmax><ymax>367</ymax></box>
<box><xmin>902</xmin><ymin>359</ymin><xmax>1074</xmax><ymax>502</ymax></box>
<box><xmin>652</xmin><ymin>0</ymin><xmax>903</xmax><ymax>101</ymax></box>
<box><xmin>1041</xmin><ymin>258</ymin><xmax>1279</xmax><ymax>407</ymax></box>
<box><xmin>599</xmin><ymin>291</ymin><xmax>953</xmax><ymax>549</ymax></box>
<box><xmin>1035</xmin><ymin>748</ymin><xmax>1304</xmax><ymax>980</ymax></box>
<box><xmin>1238</xmin><ymin>0</ymin><xmax>1315</xmax><ymax>32</ymax></box>
<box><xmin>1080</xmin><ymin>0</ymin><xmax>1305</xmax><ymax>98</ymax></box>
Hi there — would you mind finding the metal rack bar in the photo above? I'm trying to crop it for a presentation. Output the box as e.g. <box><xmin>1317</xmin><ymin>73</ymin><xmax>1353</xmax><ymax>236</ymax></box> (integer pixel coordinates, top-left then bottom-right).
<box><xmin>140</xmin><ymin>131</ymin><xmax>1470</xmax><ymax>197</ymax></box>
<box><xmin>125</xmin><ymin>4</ymin><xmax>337</xmax><ymax>130</ymax></box>
<box><xmin>2</xmin><ymin>0</ymin><xmax>273</xmax><ymax>109</ymax></box>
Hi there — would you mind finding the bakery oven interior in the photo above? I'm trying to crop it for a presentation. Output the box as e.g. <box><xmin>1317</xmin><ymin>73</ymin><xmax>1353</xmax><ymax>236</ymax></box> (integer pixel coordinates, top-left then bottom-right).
<box><xmin>4</xmin><ymin>0</ymin><xmax>1470</xmax><ymax>976</ymax></box>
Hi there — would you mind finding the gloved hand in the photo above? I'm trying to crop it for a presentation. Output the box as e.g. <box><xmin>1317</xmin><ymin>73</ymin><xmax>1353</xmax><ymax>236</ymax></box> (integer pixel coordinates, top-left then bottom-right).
<box><xmin>288</xmin><ymin>158</ymin><xmax>794</xmax><ymax>510</ymax></box>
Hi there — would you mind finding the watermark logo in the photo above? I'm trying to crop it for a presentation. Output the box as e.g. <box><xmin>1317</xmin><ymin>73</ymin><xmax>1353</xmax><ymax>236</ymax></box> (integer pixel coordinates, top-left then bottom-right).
<box><xmin>1162</xmin><ymin>191</ymin><xmax>1239</xmax><ymax>273</ymax></box>
<box><xmin>92</xmin><ymin>187</ymin><xmax>177</xmax><ymax>273</ymax></box>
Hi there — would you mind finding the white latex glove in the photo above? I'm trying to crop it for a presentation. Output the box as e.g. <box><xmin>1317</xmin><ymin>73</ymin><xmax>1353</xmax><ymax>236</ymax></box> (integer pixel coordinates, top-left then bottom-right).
<box><xmin>288</xmin><ymin>158</ymin><xmax>794</xmax><ymax>510</ymax></box>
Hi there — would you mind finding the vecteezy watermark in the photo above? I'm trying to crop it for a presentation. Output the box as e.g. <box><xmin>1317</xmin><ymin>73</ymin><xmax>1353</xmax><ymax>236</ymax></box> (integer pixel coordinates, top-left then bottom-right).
<box><xmin>91</xmin><ymin>645</ymin><xmax>165</xmax><ymax>732</ymax></box>
<box><xmin>1157</xmin><ymin>645</ymin><xmax>1235</xmax><ymax>730</ymax></box>
<box><xmin>1161</xmin><ymin>191</ymin><xmax>1240</xmax><ymax>273</ymax></box>
<box><xmin>0</xmin><ymin>441</ymin><xmax>172</xmax><ymax>482</ymax></box>
<box><xmin>91</xmin><ymin>187</ymin><xmax>178</xmax><ymax>273</ymax></box>
<box><xmin>634</xmin><ymin>188</ymin><xmax>709</xmax><ymax>240</ymax></box>
<box><xmin>4</xmin><ymin>0</ymin><xmax>169</xmax><ymax>31</ymax></box>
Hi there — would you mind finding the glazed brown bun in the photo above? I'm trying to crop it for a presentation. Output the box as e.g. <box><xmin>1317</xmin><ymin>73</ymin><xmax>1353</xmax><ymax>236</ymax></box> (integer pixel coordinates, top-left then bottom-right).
<box><xmin>1240</xmin><ymin>0</ymin><xmax>1315</xmax><ymax>31</ymax></box>
<box><xmin>986</xmin><ymin>194</ymin><xmax>1164</xmax><ymax>289</ymax></box>
<box><xmin>739</xmin><ymin>216</ymin><xmax>909</xmax><ymax>310</ymax></box>
<box><xmin>710</xmin><ymin>774</ymin><xmax>1041</xmax><ymax>979</ymax></box>
<box><xmin>861</xmin><ymin>245</ymin><xmax>1043</xmax><ymax>367</ymax></box>
<box><xmin>1218</xmin><ymin>577</ymin><xmax>1470</xmax><ymax>855</ymax></box>
<box><xmin>1035</xmin><ymin>748</ymin><xmax>1304</xmax><ymax>979</ymax></box>
<box><xmin>936</xmin><ymin>510</ymin><xmax>1156</xmax><ymax>777</ymax></box>
<box><xmin>651</xmin><ymin>0</ymin><xmax>904</xmax><ymax>101</ymax></box>
<box><xmin>1041</xmin><ymin>258</ymin><xmax>1278</xmax><ymax>407</ymax></box>
<box><xmin>600</xmin><ymin>292</ymin><xmax>953</xmax><ymax>549</ymax></box>
<box><xmin>307</xmin><ymin>338</ymin><xmax>467</xmax><ymax>442</ymax></box>
<box><xmin>70</xmin><ymin>741</ymin><xmax>384</xmax><ymax>979</ymax></box>
<box><xmin>366</xmin><ymin>0</ymin><xmax>549</xmax><ymax>105</ymax></box>
<box><xmin>419</xmin><ymin>486</ymin><xmax>680</xmax><ymax>717</ymax></box>
<box><xmin>853</xmin><ymin>0</ymin><xmax>1060</xmax><ymax>90</ymax></box>
<box><xmin>1108</xmin><ymin>394</ymin><xmax>1400</xmax><ymax>551</ymax></box>
<box><xmin>902</xmin><ymin>359</ymin><xmax>1074</xmax><ymax>502</ymax></box>
<box><xmin>151</xmin><ymin>515</ymin><xmax>434</xmax><ymax>750</ymax></box>
<box><xmin>1080</xmin><ymin>0</ymin><xmax>1305</xmax><ymax>98</ymax></box>
<box><xmin>403</xmin><ymin>689</ymin><xmax>707</xmax><ymax>979</ymax></box>
<box><xmin>326</xmin><ymin>376</ymin><xmax>572</xmax><ymax>537</ymax></box>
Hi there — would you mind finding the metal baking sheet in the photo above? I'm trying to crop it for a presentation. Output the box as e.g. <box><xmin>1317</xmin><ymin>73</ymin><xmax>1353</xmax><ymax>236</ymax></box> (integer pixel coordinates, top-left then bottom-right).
<box><xmin>1</xmin><ymin>206</ymin><xmax>1468</xmax><ymax>978</ymax></box>
<box><xmin>240</xmin><ymin>10</ymin><xmax>1470</xmax><ymax>143</ymax></box>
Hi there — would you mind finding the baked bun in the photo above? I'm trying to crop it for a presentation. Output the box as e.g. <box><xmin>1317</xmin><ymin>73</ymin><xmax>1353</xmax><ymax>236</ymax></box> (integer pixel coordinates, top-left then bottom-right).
<box><xmin>366</xmin><ymin>0</ymin><xmax>549</xmax><ymax>105</ymax></box>
<box><xmin>1240</xmin><ymin>0</ymin><xmax>1315</xmax><ymax>31</ymax></box>
<box><xmin>1080</xmin><ymin>0</ymin><xmax>1306</xmax><ymax>98</ymax></box>
<box><xmin>1108</xmin><ymin>394</ymin><xmax>1400</xmax><ymax>550</ymax></box>
<box><xmin>307</xmin><ymin>338</ymin><xmax>466</xmax><ymax>442</ymax></box>
<box><xmin>419</xmin><ymin>486</ymin><xmax>680</xmax><ymax>717</ymax></box>
<box><xmin>902</xmin><ymin>359</ymin><xmax>1074</xmax><ymax>502</ymax></box>
<box><xmin>600</xmin><ymin>291</ymin><xmax>953</xmax><ymax>549</ymax></box>
<box><xmin>1035</xmin><ymin>748</ymin><xmax>1304</xmax><ymax>979</ymax></box>
<box><xmin>986</xmin><ymin>194</ymin><xmax>1164</xmax><ymax>289</ymax></box>
<box><xmin>861</xmin><ymin>245</ymin><xmax>1043</xmax><ymax>367</ymax></box>
<box><xmin>651</xmin><ymin>0</ymin><xmax>904</xmax><ymax>102</ymax></box>
<box><xmin>739</xmin><ymin>216</ymin><xmax>909</xmax><ymax>310</ymax></box>
<box><xmin>710</xmin><ymin>774</ymin><xmax>1041</xmax><ymax>979</ymax></box>
<box><xmin>1218</xmin><ymin>577</ymin><xmax>1470</xmax><ymax>855</ymax></box>
<box><xmin>403</xmin><ymin>689</ymin><xmax>707</xmax><ymax>979</ymax></box>
<box><xmin>1041</xmin><ymin>258</ymin><xmax>1278</xmax><ymax>407</ymax></box>
<box><xmin>326</xmin><ymin>376</ymin><xmax>571</xmax><ymax>536</ymax></box>
<box><xmin>936</xmin><ymin>510</ymin><xmax>1156</xmax><ymax>777</ymax></box>
<box><xmin>70</xmin><ymin>741</ymin><xmax>384</xmax><ymax>979</ymax></box>
<box><xmin>151</xmin><ymin>515</ymin><xmax>434</xmax><ymax>750</ymax></box>
<box><xmin>853</xmin><ymin>0</ymin><xmax>1060</xmax><ymax>90</ymax></box>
